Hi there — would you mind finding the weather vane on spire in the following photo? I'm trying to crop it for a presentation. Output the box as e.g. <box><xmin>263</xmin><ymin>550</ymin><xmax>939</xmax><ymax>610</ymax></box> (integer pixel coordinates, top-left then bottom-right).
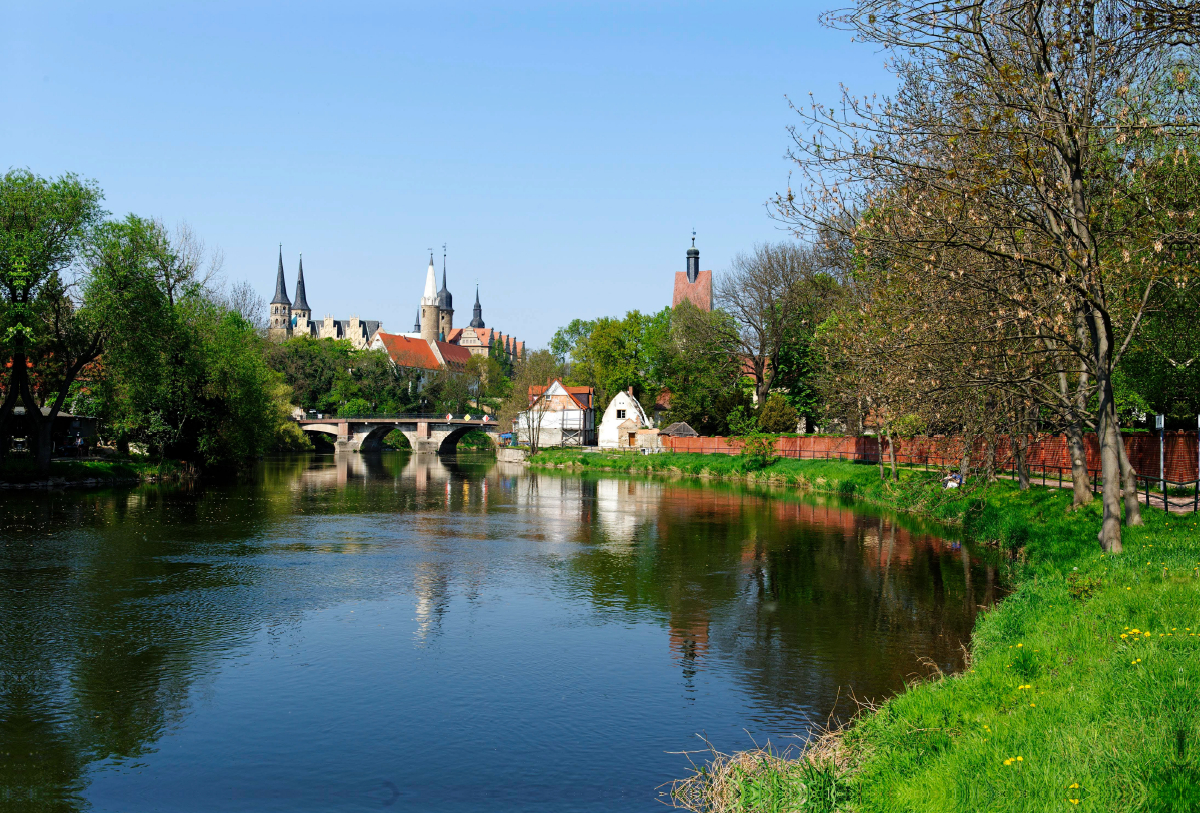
<box><xmin>692</xmin><ymin>228</ymin><xmax>696</xmax><ymax>247</ymax></box>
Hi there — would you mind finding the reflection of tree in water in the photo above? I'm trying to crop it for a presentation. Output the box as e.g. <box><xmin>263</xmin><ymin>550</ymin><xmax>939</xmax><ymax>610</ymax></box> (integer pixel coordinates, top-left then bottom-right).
<box><xmin>560</xmin><ymin>477</ymin><xmax>1002</xmax><ymax>727</ymax></box>
<box><xmin>0</xmin><ymin>487</ymin><xmax>276</xmax><ymax>810</ymax></box>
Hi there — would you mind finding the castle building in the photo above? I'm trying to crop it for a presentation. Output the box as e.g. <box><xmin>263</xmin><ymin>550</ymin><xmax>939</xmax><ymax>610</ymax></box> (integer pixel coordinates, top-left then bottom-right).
<box><xmin>266</xmin><ymin>247</ymin><xmax>382</xmax><ymax>349</ymax></box>
<box><xmin>672</xmin><ymin>236</ymin><xmax>713</xmax><ymax>312</ymax></box>
<box><xmin>391</xmin><ymin>252</ymin><xmax>523</xmax><ymax>364</ymax></box>
<box><xmin>269</xmin><ymin>245</ymin><xmax>523</xmax><ymax>369</ymax></box>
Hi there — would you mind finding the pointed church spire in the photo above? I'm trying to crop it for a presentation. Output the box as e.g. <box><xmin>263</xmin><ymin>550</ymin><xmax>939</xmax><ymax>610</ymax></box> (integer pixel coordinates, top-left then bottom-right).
<box><xmin>422</xmin><ymin>252</ymin><xmax>438</xmax><ymax>305</ymax></box>
<box><xmin>436</xmin><ymin>261</ymin><xmax>452</xmax><ymax>310</ymax></box>
<box><xmin>292</xmin><ymin>254</ymin><xmax>310</xmax><ymax>312</ymax></box>
<box><xmin>412</xmin><ymin>308</ymin><xmax>422</xmax><ymax>333</ymax></box>
<box><xmin>469</xmin><ymin>283</ymin><xmax>485</xmax><ymax>328</ymax></box>
<box><xmin>271</xmin><ymin>244</ymin><xmax>291</xmax><ymax>305</ymax></box>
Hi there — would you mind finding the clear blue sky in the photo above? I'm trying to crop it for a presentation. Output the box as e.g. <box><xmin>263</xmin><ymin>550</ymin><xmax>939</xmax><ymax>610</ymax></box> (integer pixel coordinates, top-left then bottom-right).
<box><xmin>2</xmin><ymin>1</ymin><xmax>893</xmax><ymax>347</ymax></box>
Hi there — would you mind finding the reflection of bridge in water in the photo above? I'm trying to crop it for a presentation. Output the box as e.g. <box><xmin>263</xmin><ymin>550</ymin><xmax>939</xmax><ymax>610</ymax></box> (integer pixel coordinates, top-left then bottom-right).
<box><xmin>296</xmin><ymin>415</ymin><xmax>502</xmax><ymax>454</ymax></box>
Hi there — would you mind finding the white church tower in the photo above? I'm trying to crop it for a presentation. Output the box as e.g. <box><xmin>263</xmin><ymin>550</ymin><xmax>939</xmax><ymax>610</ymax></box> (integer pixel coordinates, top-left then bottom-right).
<box><xmin>419</xmin><ymin>253</ymin><xmax>439</xmax><ymax>343</ymax></box>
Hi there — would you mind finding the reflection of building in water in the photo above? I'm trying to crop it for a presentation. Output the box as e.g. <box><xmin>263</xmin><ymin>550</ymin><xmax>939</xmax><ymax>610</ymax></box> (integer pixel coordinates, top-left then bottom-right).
<box><xmin>412</xmin><ymin>561</ymin><xmax>451</xmax><ymax>644</ymax></box>
<box><xmin>592</xmin><ymin>479</ymin><xmax>663</xmax><ymax>546</ymax></box>
<box><xmin>668</xmin><ymin>606</ymin><xmax>710</xmax><ymax>681</ymax></box>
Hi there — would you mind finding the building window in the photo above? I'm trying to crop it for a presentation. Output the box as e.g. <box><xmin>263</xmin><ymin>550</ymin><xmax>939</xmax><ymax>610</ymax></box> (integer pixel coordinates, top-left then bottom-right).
<box><xmin>616</xmin><ymin>409</ymin><xmax>626</xmax><ymax>419</ymax></box>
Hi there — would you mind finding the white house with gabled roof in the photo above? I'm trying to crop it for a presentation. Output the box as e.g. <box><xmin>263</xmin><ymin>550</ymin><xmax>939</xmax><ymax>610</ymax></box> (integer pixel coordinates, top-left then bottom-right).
<box><xmin>598</xmin><ymin>389</ymin><xmax>653</xmax><ymax>449</ymax></box>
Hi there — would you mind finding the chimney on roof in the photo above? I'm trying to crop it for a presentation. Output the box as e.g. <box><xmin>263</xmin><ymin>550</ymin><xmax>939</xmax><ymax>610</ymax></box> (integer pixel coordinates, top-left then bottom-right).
<box><xmin>686</xmin><ymin>232</ymin><xmax>700</xmax><ymax>283</ymax></box>
<box><xmin>628</xmin><ymin>386</ymin><xmax>633</xmax><ymax>396</ymax></box>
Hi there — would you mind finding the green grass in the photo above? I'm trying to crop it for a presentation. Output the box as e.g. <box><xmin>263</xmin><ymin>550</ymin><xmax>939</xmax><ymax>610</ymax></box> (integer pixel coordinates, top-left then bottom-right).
<box><xmin>533</xmin><ymin>450</ymin><xmax>1200</xmax><ymax>812</ymax></box>
<box><xmin>0</xmin><ymin>456</ymin><xmax>181</xmax><ymax>484</ymax></box>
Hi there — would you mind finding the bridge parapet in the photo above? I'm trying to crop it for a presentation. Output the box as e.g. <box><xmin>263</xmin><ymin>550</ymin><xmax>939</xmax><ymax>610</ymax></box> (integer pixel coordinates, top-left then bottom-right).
<box><xmin>295</xmin><ymin>414</ymin><xmax>503</xmax><ymax>454</ymax></box>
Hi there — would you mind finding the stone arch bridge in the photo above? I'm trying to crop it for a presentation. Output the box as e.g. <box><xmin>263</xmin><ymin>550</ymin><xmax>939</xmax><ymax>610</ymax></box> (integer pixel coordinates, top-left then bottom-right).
<box><xmin>296</xmin><ymin>415</ymin><xmax>502</xmax><ymax>454</ymax></box>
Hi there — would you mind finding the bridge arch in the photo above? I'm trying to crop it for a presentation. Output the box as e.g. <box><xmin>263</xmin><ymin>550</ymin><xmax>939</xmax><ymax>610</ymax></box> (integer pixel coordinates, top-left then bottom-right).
<box><xmin>300</xmin><ymin>423</ymin><xmax>340</xmax><ymax>448</ymax></box>
<box><xmin>436</xmin><ymin>424</ymin><xmax>498</xmax><ymax>455</ymax></box>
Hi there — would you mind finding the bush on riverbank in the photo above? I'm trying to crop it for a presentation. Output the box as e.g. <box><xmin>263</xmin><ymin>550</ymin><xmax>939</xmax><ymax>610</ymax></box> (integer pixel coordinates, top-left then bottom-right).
<box><xmin>532</xmin><ymin>450</ymin><xmax>1200</xmax><ymax>812</ymax></box>
<box><xmin>0</xmin><ymin>455</ymin><xmax>191</xmax><ymax>486</ymax></box>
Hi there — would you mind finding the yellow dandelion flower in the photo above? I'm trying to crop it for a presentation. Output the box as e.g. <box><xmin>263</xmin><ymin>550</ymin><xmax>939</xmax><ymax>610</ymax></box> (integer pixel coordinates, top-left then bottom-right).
<box><xmin>1017</xmin><ymin>643</ymin><xmax>1023</xmax><ymax>648</ymax></box>
<box><xmin>1016</xmin><ymin>756</ymin><xmax>1023</xmax><ymax>762</ymax></box>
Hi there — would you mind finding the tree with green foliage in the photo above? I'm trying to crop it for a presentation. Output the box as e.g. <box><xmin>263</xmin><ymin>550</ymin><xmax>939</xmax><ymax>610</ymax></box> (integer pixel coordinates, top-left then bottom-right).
<box><xmin>657</xmin><ymin>301</ymin><xmax>751</xmax><ymax>435</ymax></box>
<box><xmin>0</xmin><ymin>169</ymin><xmax>105</xmax><ymax>470</ymax></box>
<box><xmin>756</xmin><ymin>393</ymin><xmax>800</xmax><ymax>434</ymax></box>
<box><xmin>263</xmin><ymin>337</ymin><xmax>423</xmax><ymax>415</ymax></box>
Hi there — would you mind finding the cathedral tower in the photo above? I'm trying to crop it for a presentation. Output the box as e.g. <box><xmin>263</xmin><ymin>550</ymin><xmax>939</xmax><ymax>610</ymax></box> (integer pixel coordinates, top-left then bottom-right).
<box><xmin>420</xmin><ymin>253</ymin><xmax>440</xmax><ymax>343</ymax></box>
<box><xmin>436</xmin><ymin>264</ymin><xmax>453</xmax><ymax>341</ymax></box>
<box><xmin>268</xmin><ymin>246</ymin><xmax>293</xmax><ymax>341</ymax></box>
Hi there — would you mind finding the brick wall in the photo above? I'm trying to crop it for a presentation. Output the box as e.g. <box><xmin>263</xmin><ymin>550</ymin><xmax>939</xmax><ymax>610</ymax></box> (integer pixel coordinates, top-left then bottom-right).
<box><xmin>660</xmin><ymin>432</ymin><xmax>1199</xmax><ymax>483</ymax></box>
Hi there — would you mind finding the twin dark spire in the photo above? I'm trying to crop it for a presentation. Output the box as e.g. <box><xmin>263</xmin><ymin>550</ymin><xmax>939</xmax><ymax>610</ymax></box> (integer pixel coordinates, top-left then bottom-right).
<box><xmin>292</xmin><ymin>255</ymin><xmax>311</xmax><ymax>313</ymax></box>
<box><xmin>271</xmin><ymin>246</ymin><xmax>291</xmax><ymax>305</ymax></box>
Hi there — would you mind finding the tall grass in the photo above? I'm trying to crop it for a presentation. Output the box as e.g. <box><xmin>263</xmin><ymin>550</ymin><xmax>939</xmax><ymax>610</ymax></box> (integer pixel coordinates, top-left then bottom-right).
<box><xmin>533</xmin><ymin>450</ymin><xmax>1200</xmax><ymax>812</ymax></box>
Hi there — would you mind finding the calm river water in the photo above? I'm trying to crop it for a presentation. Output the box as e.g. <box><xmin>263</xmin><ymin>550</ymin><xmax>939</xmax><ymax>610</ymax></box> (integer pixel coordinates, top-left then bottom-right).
<box><xmin>2</xmin><ymin>452</ymin><xmax>1003</xmax><ymax>812</ymax></box>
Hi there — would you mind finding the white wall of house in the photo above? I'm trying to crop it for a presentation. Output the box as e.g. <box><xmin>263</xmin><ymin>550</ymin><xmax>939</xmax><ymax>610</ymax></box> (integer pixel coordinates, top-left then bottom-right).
<box><xmin>598</xmin><ymin>391</ymin><xmax>651</xmax><ymax>449</ymax></box>
<box><xmin>514</xmin><ymin>381</ymin><xmax>595</xmax><ymax>446</ymax></box>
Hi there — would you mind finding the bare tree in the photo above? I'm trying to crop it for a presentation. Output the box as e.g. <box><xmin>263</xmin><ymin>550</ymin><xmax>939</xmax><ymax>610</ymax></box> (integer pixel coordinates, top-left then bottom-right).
<box><xmin>777</xmin><ymin>1</ymin><xmax>1199</xmax><ymax>552</ymax></box>
<box><xmin>498</xmin><ymin>349</ymin><xmax>565</xmax><ymax>455</ymax></box>
<box><xmin>222</xmin><ymin>279</ymin><xmax>267</xmax><ymax>330</ymax></box>
<box><xmin>714</xmin><ymin>242</ymin><xmax>841</xmax><ymax>406</ymax></box>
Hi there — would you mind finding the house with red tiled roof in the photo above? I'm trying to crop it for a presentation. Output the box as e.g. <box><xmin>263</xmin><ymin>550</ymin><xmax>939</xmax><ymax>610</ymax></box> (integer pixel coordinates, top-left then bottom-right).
<box><xmin>672</xmin><ymin>236</ymin><xmax>713</xmax><ymax>312</ymax></box>
<box><xmin>515</xmin><ymin>379</ymin><xmax>596</xmax><ymax>447</ymax></box>
<box><xmin>369</xmin><ymin>331</ymin><xmax>473</xmax><ymax>374</ymax></box>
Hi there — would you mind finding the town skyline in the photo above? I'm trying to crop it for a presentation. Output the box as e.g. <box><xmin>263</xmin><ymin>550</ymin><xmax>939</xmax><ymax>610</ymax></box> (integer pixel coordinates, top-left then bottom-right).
<box><xmin>2</xmin><ymin>2</ymin><xmax>894</xmax><ymax>346</ymax></box>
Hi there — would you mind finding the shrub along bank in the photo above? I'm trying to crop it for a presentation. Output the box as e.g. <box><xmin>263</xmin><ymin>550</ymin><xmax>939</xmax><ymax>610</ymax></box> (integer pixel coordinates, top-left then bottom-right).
<box><xmin>0</xmin><ymin>456</ymin><xmax>194</xmax><ymax>487</ymax></box>
<box><xmin>531</xmin><ymin>449</ymin><xmax>1200</xmax><ymax>812</ymax></box>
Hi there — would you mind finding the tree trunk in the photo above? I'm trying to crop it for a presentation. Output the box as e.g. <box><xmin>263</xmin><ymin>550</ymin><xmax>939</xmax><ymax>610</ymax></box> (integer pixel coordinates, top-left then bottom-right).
<box><xmin>886</xmin><ymin>429</ymin><xmax>897</xmax><ymax>482</ymax></box>
<box><xmin>1116</xmin><ymin>431</ymin><xmax>1144</xmax><ymax>526</ymax></box>
<box><xmin>1063</xmin><ymin>422</ymin><xmax>1092</xmax><ymax>507</ymax></box>
<box><xmin>958</xmin><ymin>430</ymin><xmax>975</xmax><ymax>480</ymax></box>
<box><xmin>984</xmin><ymin>437</ymin><xmax>996</xmax><ymax>482</ymax></box>
<box><xmin>1015</xmin><ymin>433</ymin><xmax>1029</xmax><ymax>490</ymax></box>
<box><xmin>0</xmin><ymin>367</ymin><xmax>18</xmax><ymax>465</ymax></box>
<box><xmin>1088</xmin><ymin>308</ymin><xmax>1124</xmax><ymax>553</ymax></box>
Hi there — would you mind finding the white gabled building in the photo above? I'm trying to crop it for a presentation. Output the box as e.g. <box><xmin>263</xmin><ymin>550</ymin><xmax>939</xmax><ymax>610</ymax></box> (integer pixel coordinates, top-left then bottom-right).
<box><xmin>598</xmin><ymin>389</ymin><xmax>653</xmax><ymax>449</ymax></box>
<box><xmin>514</xmin><ymin>380</ymin><xmax>596</xmax><ymax>447</ymax></box>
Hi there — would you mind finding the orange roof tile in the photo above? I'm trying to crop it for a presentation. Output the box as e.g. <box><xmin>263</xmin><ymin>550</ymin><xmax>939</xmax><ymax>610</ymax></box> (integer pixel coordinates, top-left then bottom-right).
<box><xmin>435</xmin><ymin>340</ymin><xmax>473</xmax><ymax>371</ymax></box>
<box><xmin>374</xmin><ymin>331</ymin><xmax>441</xmax><ymax>371</ymax></box>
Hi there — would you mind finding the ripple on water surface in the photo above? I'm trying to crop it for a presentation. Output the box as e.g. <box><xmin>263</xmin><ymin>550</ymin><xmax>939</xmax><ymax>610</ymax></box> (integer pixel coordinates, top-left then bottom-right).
<box><xmin>0</xmin><ymin>453</ymin><xmax>1003</xmax><ymax>812</ymax></box>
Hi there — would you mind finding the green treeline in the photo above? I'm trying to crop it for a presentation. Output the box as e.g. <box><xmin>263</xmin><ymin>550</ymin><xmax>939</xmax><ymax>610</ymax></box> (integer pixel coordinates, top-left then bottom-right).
<box><xmin>263</xmin><ymin>336</ymin><xmax>509</xmax><ymax>419</ymax></box>
<box><xmin>0</xmin><ymin>170</ymin><xmax>518</xmax><ymax>473</ymax></box>
<box><xmin>0</xmin><ymin>171</ymin><xmax>305</xmax><ymax>472</ymax></box>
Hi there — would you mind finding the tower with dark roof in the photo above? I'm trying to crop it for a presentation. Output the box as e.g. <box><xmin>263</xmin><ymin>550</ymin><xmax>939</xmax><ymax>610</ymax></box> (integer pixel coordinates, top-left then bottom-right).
<box><xmin>673</xmin><ymin>234</ymin><xmax>713</xmax><ymax>312</ymax></box>
<box><xmin>292</xmin><ymin>255</ymin><xmax>311</xmax><ymax>319</ymax></box>
<box><xmin>436</xmin><ymin>262</ymin><xmax>454</xmax><ymax>340</ymax></box>
<box><xmin>268</xmin><ymin>245</ymin><xmax>293</xmax><ymax>341</ymax></box>
<box><xmin>469</xmin><ymin>285</ymin><xmax>485</xmax><ymax>329</ymax></box>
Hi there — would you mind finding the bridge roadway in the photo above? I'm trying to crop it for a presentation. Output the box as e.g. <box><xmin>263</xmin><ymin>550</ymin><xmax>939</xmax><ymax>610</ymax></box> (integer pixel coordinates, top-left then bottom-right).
<box><xmin>296</xmin><ymin>415</ymin><xmax>502</xmax><ymax>454</ymax></box>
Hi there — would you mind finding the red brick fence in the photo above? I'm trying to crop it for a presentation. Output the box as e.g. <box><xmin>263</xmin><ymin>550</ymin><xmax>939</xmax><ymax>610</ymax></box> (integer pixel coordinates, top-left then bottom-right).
<box><xmin>662</xmin><ymin>432</ymin><xmax>1199</xmax><ymax>484</ymax></box>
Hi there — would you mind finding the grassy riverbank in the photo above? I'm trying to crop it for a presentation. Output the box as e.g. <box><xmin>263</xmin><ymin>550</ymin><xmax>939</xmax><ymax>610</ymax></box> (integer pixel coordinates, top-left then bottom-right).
<box><xmin>532</xmin><ymin>450</ymin><xmax>1200</xmax><ymax>812</ymax></box>
<box><xmin>0</xmin><ymin>456</ymin><xmax>191</xmax><ymax>487</ymax></box>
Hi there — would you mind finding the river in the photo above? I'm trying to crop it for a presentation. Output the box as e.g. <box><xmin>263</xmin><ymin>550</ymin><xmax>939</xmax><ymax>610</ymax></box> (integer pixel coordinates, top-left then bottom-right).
<box><xmin>1</xmin><ymin>452</ymin><xmax>1002</xmax><ymax>812</ymax></box>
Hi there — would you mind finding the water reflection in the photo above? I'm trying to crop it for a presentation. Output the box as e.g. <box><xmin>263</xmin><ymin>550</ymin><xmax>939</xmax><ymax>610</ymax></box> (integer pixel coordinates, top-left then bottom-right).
<box><xmin>0</xmin><ymin>453</ymin><xmax>1001</xmax><ymax>812</ymax></box>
